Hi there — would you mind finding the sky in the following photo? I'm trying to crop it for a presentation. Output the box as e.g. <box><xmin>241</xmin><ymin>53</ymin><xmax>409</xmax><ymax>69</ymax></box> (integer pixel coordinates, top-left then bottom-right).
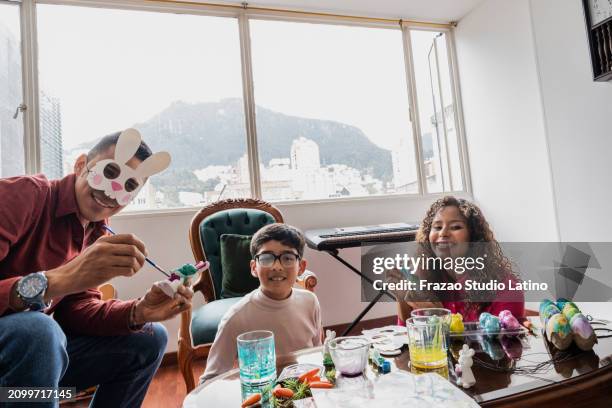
<box><xmin>0</xmin><ymin>3</ymin><xmax>19</xmax><ymax>34</ymax></box>
<box><xmin>33</xmin><ymin>4</ymin><xmax>442</xmax><ymax>153</ymax></box>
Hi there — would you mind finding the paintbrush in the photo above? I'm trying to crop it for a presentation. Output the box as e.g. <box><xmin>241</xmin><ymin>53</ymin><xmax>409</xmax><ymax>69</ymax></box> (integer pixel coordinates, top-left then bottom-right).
<box><xmin>102</xmin><ymin>224</ymin><xmax>171</xmax><ymax>278</ymax></box>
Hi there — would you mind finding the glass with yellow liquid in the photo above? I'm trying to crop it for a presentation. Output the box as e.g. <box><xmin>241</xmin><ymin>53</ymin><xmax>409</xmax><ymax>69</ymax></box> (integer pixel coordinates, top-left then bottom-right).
<box><xmin>407</xmin><ymin>308</ymin><xmax>451</xmax><ymax>369</ymax></box>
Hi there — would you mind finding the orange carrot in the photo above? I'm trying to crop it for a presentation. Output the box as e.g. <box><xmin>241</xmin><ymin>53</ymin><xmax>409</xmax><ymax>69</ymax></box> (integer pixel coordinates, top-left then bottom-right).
<box><xmin>309</xmin><ymin>381</ymin><xmax>334</xmax><ymax>389</ymax></box>
<box><xmin>241</xmin><ymin>393</ymin><xmax>261</xmax><ymax>407</ymax></box>
<box><xmin>272</xmin><ymin>387</ymin><xmax>294</xmax><ymax>398</ymax></box>
<box><xmin>298</xmin><ymin>368</ymin><xmax>320</xmax><ymax>383</ymax></box>
<box><xmin>309</xmin><ymin>375</ymin><xmax>321</xmax><ymax>382</ymax></box>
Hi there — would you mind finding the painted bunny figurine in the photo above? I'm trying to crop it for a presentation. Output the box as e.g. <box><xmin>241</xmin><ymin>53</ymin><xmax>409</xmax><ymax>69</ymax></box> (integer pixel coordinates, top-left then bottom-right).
<box><xmin>86</xmin><ymin>128</ymin><xmax>171</xmax><ymax>206</ymax></box>
<box><xmin>323</xmin><ymin>329</ymin><xmax>336</xmax><ymax>355</ymax></box>
<box><xmin>455</xmin><ymin>344</ymin><xmax>476</xmax><ymax>389</ymax></box>
<box><xmin>158</xmin><ymin>261</ymin><xmax>209</xmax><ymax>298</ymax></box>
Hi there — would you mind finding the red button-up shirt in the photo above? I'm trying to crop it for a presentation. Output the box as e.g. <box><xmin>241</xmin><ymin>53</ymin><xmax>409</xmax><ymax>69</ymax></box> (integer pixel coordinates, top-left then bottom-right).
<box><xmin>0</xmin><ymin>173</ymin><xmax>137</xmax><ymax>335</ymax></box>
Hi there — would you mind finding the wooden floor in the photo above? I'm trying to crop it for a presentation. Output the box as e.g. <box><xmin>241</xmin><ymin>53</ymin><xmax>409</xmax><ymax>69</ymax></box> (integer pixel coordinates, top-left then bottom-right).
<box><xmin>141</xmin><ymin>360</ymin><xmax>207</xmax><ymax>408</ymax></box>
<box><xmin>62</xmin><ymin>316</ymin><xmax>395</xmax><ymax>407</ymax></box>
<box><xmin>62</xmin><ymin>360</ymin><xmax>205</xmax><ymax>408</ymax></box>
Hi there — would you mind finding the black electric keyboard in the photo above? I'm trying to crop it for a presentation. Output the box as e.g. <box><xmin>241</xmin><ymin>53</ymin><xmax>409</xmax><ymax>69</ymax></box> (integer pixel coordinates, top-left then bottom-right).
<box><xmin>305</xmin><ymin>223</ymin><xmax>419</xmax><ymax>250</ymax></box>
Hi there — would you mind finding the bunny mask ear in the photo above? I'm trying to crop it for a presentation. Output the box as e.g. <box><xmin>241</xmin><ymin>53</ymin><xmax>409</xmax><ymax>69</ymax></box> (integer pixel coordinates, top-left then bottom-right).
<box><xmin>135</xmin><ymin>151</ymin><xmax>171</xmax><ymax>178</ymax></box>
<box><xmin>86</xmin><ymin>128</ymin><xmax>171</xmax><ymax>206</ymax></box>
<box><xmin>114</xmin><ymin>128</ymin><xmax>142</xmax><ymax>164</ymax></box>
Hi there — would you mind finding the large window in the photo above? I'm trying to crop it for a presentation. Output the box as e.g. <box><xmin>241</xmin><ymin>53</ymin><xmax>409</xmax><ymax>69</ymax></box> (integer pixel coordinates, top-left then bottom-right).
<box><xmin>0</xmin><ymin>2</ymin><xmax>25</xmax><ymax>178</ymax></box>
<box><xmin>11</xmin><ymin>2</ymin><xmax>467</xmax><ymax>211</ymax></box>
<box><xmin>37</xmin><ymin>5</ymin><xmax>247</xmax><ymax>210</ymax></box>
<box><xmin>250</xmin><ymin>20</ymin><xmax>417</xmax><ymax>201</ymax></box>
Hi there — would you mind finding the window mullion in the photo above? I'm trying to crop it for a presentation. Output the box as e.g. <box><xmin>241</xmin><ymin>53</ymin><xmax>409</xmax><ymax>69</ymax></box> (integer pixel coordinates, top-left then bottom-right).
<box><xmin>432</xmin><ymin>36</ymin><xmax>453</xmax><ymax>192</ymax></box>
<box><xmin>238</xmin><ymin>12</ymin><xmax>262</xmax><ymax>199</ymax></box>
<box><xmin>401</xmin><ymin>26</ymin><xmax>427</xmax><ymax>196</ymax></box>
<box><xmin>445</xmin><ymin>28</ymin><xmax>472</xmax><ymax>194</ymax></box>
<box><xmin>20</xmin><ymin>0</ymin><xmax>40</xmax><ymax>175</ymax></box>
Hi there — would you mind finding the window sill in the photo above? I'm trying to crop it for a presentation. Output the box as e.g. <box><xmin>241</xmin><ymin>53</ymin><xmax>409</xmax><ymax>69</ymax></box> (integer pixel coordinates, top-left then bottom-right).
<box><xmin>113</xmin><ymin>190</ymin><xmax>473</xmax><ymax>220</ymax></box>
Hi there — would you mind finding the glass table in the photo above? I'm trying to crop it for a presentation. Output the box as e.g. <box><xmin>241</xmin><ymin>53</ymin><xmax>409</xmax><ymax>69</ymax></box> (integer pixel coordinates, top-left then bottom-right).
<box><xmin>184</xmin><ymin>318</ymin><xmax>612</xmax><ymax>407</ymax></box>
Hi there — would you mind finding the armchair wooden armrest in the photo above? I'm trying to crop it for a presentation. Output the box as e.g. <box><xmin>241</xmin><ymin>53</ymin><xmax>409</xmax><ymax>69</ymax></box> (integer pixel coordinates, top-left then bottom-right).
<box><xmin>296</xmin><ymin>269</ymin><xmax>317</xmax><ymax>292</ymax></box>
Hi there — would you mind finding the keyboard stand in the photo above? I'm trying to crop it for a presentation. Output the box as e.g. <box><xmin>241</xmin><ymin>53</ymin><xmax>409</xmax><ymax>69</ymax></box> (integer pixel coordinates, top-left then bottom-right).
<box><xmin>325</xmin><ymin>249</ymin><xmax>397</xmax><ymax>336</ymax></box>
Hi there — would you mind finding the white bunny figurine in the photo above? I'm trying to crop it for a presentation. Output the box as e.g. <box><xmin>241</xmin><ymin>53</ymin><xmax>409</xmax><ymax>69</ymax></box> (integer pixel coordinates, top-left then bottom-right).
<box><xmin>323</xmin><ymin>329</ymin><xmax>336</xmax><ymax>355</ymax></box>
<box><xmin>455</xmin><ymin>344</ymin><xmax>476</xmax><ymax>389</ymax></box>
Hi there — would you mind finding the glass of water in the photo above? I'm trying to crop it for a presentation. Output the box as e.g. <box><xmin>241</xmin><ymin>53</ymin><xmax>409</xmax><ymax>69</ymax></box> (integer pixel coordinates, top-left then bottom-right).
<box><xmin>237</xmin><ymin>330</ymin><xmax>276</xmax><ymax>399</ymax></box>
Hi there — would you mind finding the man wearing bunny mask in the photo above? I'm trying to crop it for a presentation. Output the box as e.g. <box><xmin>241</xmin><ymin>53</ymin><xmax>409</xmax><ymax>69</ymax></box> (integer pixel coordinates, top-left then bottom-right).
<box><xmin>0</xmin><ymin>129</ymin><xmax>190</xmax><ymax>408</ymax></box>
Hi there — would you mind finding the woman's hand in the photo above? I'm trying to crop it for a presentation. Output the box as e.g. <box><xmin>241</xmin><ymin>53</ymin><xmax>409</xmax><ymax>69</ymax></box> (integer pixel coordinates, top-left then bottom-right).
<box><xmin>385</xmin><ymin>268</ymin><xmax>409</xmax><ymax>301</ymax></box>
<box><xmin>405</xmin><ymin>301</ymin><xmax>444</xmax><ymax>310</ymax></box>
<box><xmin>398</xmin><ymin>301</ymin><xmax>444</xmax><ymax>323</ymax></box>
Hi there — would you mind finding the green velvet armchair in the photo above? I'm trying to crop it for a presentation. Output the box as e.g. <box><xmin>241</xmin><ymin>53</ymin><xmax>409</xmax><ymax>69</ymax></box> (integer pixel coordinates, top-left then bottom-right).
<box><xmin>178</xmin><ymin>198</ymin><xmax>317</xmax><ymax>392</ymax></box>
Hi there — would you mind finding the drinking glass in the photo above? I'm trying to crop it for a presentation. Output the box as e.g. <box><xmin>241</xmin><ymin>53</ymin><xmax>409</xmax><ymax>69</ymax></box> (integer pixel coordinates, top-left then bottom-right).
<box><xmin>237</xmin><ymin>330</ymin><xmax>276</xmax><ymax>401</ymax></box>
<box><xmin>407</xmin><ymin>308</ymin><xmax>451</xmax><ymax>369</ymax></box>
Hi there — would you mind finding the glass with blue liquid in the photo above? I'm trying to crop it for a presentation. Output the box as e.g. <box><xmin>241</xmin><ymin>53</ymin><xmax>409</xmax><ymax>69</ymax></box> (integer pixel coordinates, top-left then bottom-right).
<box><xmin>237</xmin><ymin>330</ymin><xmax>276</xmax><ymax>405</ymax></box>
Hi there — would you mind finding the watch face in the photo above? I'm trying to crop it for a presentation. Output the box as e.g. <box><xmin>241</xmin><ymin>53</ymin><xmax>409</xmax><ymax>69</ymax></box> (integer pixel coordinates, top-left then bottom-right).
<box><xmin>20</xmin><ymin>274</ymin><xmax>45</xmax><ymax>298</ymax></box>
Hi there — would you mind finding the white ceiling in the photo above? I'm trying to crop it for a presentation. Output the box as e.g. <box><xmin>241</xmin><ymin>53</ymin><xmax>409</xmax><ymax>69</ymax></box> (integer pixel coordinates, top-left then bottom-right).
<box><xmin>200</xmin><ymin>0</ymin><xmax>486</xmax><ymax>23</ymax></box>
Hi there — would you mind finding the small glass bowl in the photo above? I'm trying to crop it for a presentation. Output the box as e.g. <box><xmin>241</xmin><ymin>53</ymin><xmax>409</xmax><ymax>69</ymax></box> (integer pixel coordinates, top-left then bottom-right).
<box><xmin>328</xmin><ymin>336</ymin><xmax>370</xmax><ymax>377</ymax></box>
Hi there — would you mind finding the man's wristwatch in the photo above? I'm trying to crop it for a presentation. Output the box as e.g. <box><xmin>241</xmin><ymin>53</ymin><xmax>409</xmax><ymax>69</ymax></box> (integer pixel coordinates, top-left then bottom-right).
<box><xmin>16</xmin><ymin>272</ymin><xmax>50</xmax><ymax>311</ymax></box>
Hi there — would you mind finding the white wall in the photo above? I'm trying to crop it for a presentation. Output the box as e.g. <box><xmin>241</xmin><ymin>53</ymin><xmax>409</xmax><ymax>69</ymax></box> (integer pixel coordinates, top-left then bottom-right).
<box><xmin>454</xmin><ymin>0</ymin><xmax>559</xmax><ymax>242</ymax></box>
<box><xmin>528</xmin><ymin>0</ymin><xmax>612</xmax><ymax>316</ymax></box>
<box><xmin>110</xmin><ymin>194</ymin><xmax>469</xmax><ymax>352</ymax></box>
<box><xmin>457</xmin><ymin>0</ymin><xmax>612</xmax><ymax>315</ymax></box>
<box><xmin>529</xmin><ymin>0</ymin><xmax>612</xmax><ymax>242</ymax></box>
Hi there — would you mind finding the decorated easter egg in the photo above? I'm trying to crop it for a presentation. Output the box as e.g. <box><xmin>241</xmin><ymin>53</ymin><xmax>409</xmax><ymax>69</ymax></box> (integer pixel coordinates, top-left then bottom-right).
<box><xmin>561</xmin><ymin>302</ymin><xmax>581</xmax><ymax>322</ymax></box>
<box><xmin>539</xmin><ymin>299</ymin><xmax>555</xmax><ymax>314</ymax></box>
<box><xmin>570</xmin><ymin>314</ymin><xmax>597</xmax><ymax>351</ymax></box>
<box><xmin>450</xmin><ymin>313</ymin><xmax>465</xmax><ymax>334</ymax></box>
<box><xmin>483</xmin><ymin>315</ymin><xmax>501</xmax><ymax>334</ymax></box>
<box><xmin>555</xmin><ymin>297</ymin><xmax>570</xmax><ymax>310</ymax></box>
<box><xmin>544</xmin><ymin>303</ymin><xmax>561</xmax><ymax>317</ymax></box>
<box><xmin>540</xmin><ymin>301</ymin><xmax>562</xmax><ymax>325</ymax></box>
<box><xmin>479</xmin><ymin>312</ymin><xmax>492</xmax><ymax>327</ymax></box>
<box><xmin>545</xmin><ymin>314</ymin><xmax>572</xmax><ymax>350</ymax></box>
<box><xmin>499</xmin><ymin>311</ymin><xmax>521</xmax><ymax>332</ymax></box>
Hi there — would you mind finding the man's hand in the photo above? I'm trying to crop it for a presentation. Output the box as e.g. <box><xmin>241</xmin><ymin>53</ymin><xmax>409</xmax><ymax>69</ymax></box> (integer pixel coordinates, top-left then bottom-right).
<box><xmin>132</xmin><ymin>283</ymin><xmax>194</xmax><ymax>325</ymax></box>
<box><xmin>45</xmin><ymin>234</ymin><xmax>148</xmax><ymax>300</ymax></box>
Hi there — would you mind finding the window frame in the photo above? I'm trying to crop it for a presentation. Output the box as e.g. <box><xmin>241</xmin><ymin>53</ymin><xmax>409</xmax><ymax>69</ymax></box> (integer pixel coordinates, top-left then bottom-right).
<box><xmin>0</xmin><ymin>0</ymin><xmax>29</xmax><ymax>177</ymax></box>
<box><xmin>16</xmin><ymin>0</ymin><xmax>471</xmax><ymax>214</ymax></box>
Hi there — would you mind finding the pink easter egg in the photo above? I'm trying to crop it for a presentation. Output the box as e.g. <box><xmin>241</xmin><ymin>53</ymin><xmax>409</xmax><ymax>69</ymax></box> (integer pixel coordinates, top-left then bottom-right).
<box><xmin>499</xmin><ymin>310</ymin><xmax>521</xmax><ymax>332</ymax></box>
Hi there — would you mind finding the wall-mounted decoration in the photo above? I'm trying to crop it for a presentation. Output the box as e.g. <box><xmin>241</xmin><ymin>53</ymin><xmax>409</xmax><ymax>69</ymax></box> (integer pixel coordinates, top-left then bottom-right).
<box><xmin>583</xmin><ymin>0</ymin><xmax>612</xmax><ymax>81</ymax></box>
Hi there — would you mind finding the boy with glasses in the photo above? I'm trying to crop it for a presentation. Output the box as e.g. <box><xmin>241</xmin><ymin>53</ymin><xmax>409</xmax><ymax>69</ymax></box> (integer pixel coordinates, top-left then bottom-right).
<box><xmin>199</xmin><ymin>223</ymin><xmax>322</xmax><ymax>383</ymax></box>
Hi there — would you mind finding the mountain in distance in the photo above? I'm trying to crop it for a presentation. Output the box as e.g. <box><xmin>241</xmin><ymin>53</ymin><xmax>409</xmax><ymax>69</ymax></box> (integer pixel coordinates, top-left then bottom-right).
<box><xmin>133</xmin><ymin>98</ymin><xmax>393</xmax><ymax>180</ymax></box>
<box><xmin>72</xmin><ymin>99</ymin><xmax>416</xmax><ymax>203</ymax></box>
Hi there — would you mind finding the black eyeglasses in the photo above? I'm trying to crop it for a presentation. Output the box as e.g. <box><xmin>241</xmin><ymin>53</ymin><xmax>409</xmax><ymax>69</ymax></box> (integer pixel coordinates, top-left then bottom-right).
<box><xmin>254</xmin><ymin>252</ymin><xmax>300</xmax><ymax>267</ymax></box>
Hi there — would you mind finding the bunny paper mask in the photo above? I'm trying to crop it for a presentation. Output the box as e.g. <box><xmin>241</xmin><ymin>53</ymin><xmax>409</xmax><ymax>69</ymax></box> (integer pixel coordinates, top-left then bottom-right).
<box><xmin>86</xmin><ymin>128</ymin><xmax>171</xmax><ymax>206</ymax></box>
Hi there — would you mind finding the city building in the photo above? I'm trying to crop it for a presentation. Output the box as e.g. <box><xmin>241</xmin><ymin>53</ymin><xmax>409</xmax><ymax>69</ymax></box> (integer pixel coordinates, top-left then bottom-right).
<box><xmin>39</xmin><ymin>91</ymin><xmax>63</xmax><ymax>180</ymax></box>
<box><xmin>0</xmin><ymin>21</ymin><xmax>25</xmax><ymax>178</ymax></box>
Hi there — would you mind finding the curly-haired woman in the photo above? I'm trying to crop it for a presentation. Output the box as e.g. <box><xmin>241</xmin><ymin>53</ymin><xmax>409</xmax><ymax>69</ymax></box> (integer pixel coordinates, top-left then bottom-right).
<box><xmin>395</xmin><ymin>196</ymin><xmax>525</xmax><ymax>323</ymax></box>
